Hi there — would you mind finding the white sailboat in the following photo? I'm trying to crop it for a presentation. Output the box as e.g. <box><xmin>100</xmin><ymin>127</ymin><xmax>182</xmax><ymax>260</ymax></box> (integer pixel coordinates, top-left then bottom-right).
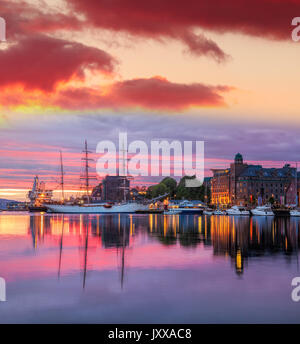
<box><xmin>46</xmin><ymin>140</ymin><xmax>149</xmax><ymax>214</ymax></box>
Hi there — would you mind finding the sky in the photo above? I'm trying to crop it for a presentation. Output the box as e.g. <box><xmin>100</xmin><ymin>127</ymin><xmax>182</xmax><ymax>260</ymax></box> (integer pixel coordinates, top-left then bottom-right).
<box><xmin>0</xmin><ymin>0</ymin><xmax>300</xmax><ymax>200</ymax></box>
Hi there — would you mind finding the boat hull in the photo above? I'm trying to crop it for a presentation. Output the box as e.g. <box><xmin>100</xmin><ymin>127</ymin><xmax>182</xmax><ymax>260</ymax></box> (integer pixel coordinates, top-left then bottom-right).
<box><xmin>177</xmin><ymin>208</ymin><xmax>203</xmax><ymax>215</ymax></box>
<box><xmin>28</xmin><ymin>206</ymin><xmax>48</xmax><ymax>212</ymax></box>
<box><xmin>213</xmin><ymin>210</ymin><xmax>225</xmax><ymax>215</ymax></box>
<box><xmin>273</xmin><ymin>209</ymin><xmax>290</xmax><ymax>217</ymax></box>
<box><xmin>251</xmin><ymin>210</ymin><xmax>274</xmax><ymax>216</ymax></box>
<box><xmin>46</xmin><ymin>203</ymin><xmax>149</xmax><ymax>214</ymax></box>
<box><xmin>226</xmin><ymin>210</ymin><xmax>250</xmax><ymax>216</ymax></box>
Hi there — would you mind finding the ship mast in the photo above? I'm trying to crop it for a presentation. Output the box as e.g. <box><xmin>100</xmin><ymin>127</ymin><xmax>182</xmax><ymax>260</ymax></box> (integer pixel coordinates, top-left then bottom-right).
<box><xmin>60</xmin><ymin>150</ymin><xmax>64</xmax><ymax>201</ymax></box>
<box><xmin>81</xmin><ymin>140</ymin><xmax>93</xmax><ymax>204</ymax></box>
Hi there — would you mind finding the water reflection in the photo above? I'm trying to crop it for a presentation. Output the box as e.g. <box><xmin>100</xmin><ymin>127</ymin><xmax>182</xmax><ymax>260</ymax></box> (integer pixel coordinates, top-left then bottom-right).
<box><xmin>25</xmin><ymin>213</ymin><xmax>300</xmax><ymax>284</ymax></box>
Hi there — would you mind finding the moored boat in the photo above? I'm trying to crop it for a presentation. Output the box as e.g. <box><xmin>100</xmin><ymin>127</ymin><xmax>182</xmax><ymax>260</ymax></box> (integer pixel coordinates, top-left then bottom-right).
<box><xmin>226</xmin><ymin>205</ymin><xmax>250</xmax><ymax>216</ymax></box>
<box><xmin>175</xmin><ymin>200</ymin><xmax>204</xmax><ymax>214</ymax></box>
<box><xmin>203</xmin><ymin>208</ymin><xmax>213</xmax><ymax>215</ymax></box>
<box><xmin>164</xmin><ymin>209</ymin><xmax>182</xmax><ymax>215</ymax></box>
<box><xmin>251</xmin><ymin>205</ymin><xmax>274</xmax><ymax>216</ymax></box>
<box><xmin>272</xmin><ymin>207</ymin><xmax>290</xmax><ymax>217</ymax></box>
<box><xmin>290</xmin><ymin>209</ymin><xmax>300</xmax><ymax>217</ymax></box>
<box><xmin>213</xmin><ymin>209</ymin><xmax>225</xmax><ymax>215</ymax></box>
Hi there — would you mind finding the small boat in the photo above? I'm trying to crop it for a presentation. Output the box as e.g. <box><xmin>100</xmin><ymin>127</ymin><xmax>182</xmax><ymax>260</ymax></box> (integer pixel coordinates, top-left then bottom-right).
<box><xmin>226</xmin><ymin>205</ymin><xmax>250</xmax><ymax>216</ymax></box>
<box><xmin>164</xmin><ymin>209</ymin><xmax>182</xmax><ymax>215</ymax></box>
<box><xmin>251</xmin><ymin>205</ymin><xmax>274</xmax><ymax>216</ymax></box>
<box><xmin>203</xmin><ymin>208</ymin><xmax>213</xmax><ymax>215</ymax></box>
<box><xmin>213</xmin><ymin>209</ymin><xmax>225</xmax><ymax>215</ymax></box>
<box><xmin>175</xmin><ymin>200</ymin><xmax>204</xmax><ymax>214</ymax></box>
<box><xmin>290</xmin><ymin>209</ymin><xmax>300</xmax><ymax>217</ymax></box>
<box><xmin>272</xmin><ymin>207</ymin><xmax>290</xmax><ymax>217</ymax></box>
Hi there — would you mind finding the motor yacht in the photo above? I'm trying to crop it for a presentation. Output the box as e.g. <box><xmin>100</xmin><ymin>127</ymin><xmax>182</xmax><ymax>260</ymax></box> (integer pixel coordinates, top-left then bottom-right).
<box><xmin>251</xmin><ymin>205</ymin><xmax>274</xmax><ymax>216</ymax></box>
<box><xmin>226</xmin><ymin>205</ymin><xmax>250</xmax><ymax>216</ymax></box>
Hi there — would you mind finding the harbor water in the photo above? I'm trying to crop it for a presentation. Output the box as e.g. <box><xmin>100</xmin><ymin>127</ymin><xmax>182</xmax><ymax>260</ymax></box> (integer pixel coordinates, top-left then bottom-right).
<box><xmin>0</xmin><ymin>212</ymin><xmax>300</xmax><ymax>323</ymax></box>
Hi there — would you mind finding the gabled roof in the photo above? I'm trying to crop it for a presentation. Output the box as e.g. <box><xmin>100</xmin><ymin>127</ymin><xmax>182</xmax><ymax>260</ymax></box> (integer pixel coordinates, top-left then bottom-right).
<box><xmin>240</xmin><ymin>164</ymin><xmax>296</xmax><ymax>178</ymax></box>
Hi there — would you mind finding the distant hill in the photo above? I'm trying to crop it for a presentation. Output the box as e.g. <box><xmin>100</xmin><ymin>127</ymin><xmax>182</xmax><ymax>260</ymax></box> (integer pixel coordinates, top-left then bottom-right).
<box><xmin>0</xmin><ymin>199</ymin><xmax>20</xmax><ymax>210</ymax></box>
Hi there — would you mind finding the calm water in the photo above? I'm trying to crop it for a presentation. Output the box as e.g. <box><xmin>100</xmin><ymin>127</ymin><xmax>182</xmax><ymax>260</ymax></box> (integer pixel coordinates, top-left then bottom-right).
<box><xmin>0</xmin><ymin>212</ymin><xmax>300</xmax><ymax>323</ymax></box>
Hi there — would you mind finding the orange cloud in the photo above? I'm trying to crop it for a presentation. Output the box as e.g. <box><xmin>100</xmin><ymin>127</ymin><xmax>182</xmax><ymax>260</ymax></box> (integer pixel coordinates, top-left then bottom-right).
<box><xmin>0</xmin><ymin>77</ymin><xmax>233</xmax><ymax>111</ymax></box>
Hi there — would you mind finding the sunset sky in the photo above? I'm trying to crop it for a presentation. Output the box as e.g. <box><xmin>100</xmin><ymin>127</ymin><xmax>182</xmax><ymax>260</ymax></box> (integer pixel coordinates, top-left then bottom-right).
<box><xmin>1</xmin><ymin>0</ymin><xmax>300</xmax><ymax>200</ymax></box>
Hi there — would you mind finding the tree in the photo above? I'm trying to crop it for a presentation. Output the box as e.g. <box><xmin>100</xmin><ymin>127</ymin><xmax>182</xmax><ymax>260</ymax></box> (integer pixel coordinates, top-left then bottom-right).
<box><xmin>175</xmin><ymin>176</ymin><xmax>205</xmax><ymax>201</ymax></box>
<box><xmin>268</xmin><ymin>196</ymin><xmax>275</xmax><ymax>205</ymax></box>
<box><xmin>160</xmin><ymin>177</ymin><xmax>177</xmax><ymax>197</ymax></box>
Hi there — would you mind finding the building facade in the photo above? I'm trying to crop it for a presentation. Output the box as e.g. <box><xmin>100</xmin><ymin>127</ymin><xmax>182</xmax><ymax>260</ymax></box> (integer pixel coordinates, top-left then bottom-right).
<box><xmin>211</xmin><ymin>153</ymin><xmax>297</xmax><ymax>206</ymax></box>
<box><xmin>101</xmin><ymin>175</ymin><xmax>130</xmax><ymax>202</ymax></box>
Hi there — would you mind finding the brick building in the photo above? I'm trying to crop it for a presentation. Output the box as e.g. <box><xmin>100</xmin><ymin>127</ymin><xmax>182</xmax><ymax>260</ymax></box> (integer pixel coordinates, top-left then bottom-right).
<box><xmin>211</xmin><ymin>153</ymin><xmax>297</xmax><ymax>206</ymax></box>
<box><xmin>101</xmin><ymin>175</ymin><xmax>130</xmax><ymax>202</ymax></box>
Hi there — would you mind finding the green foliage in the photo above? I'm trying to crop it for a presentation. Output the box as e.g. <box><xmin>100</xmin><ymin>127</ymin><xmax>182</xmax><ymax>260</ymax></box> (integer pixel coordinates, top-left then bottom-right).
<box><xmin>146</xmin><ymin>177</ymin><xmax>177</xmax><ymax>199</ymax></box>
<box><xmin>268</xmin><ymin>196</ymin><xmax>275</xmax><ymax>205</ymax></box>
<box><xmin>175</xmin><ymin>176</ymin><xmax>205</xmax><ymax>201</ymax></box>
<box><xmin>146</xmin><ymin>175</ymin><xmax>207</xmax><ymax>201</ymax></box>
<box><xmin>160</xmin><ymin>177</ymin><xmax>177</xmax><ymax>196</ymax></box>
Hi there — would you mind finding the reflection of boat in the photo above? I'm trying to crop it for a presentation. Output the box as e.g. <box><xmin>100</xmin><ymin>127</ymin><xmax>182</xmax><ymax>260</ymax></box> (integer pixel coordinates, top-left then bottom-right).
<box><xmin>164</xmin><ymin>209</ymin><xmax>181</xmax><ymax>215</ymax></box>
<box><xmin>251</xmin><ymin>205</ymin><xmax>274</xmax><ymax>216</ymax></box>
<box><xmin>226</xmin><ymin>206</ymin><xmax>250</xmax><ymax>216</ymax></box>
<box><xmin>46</xmin><ymin>202</ymin><xmax>149</xmax><ymax>213</ymax></box>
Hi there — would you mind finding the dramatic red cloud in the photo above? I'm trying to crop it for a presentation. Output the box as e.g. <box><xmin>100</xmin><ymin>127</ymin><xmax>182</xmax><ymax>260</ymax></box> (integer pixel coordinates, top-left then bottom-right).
<box><xmin>68</xmin><ymin>0</ymin><xmax>300</xmax><ymax>59</ymax></box>
<box><xmin>0</xmin><ymin>77</ymin><xmax>233</xmax><ymax>111</ymax></box>
<box><xmin>0</xmin><ymin>1</ymin><xmax>82</xmax><ymax>38</ymax></box>
<box><xmin>54</xmin><ymin>76</ymin><xmax>233</xmax><ymax>111</ymax></box>
<box><xmin>0</xmin><ymin>35</ymin><xmax>117</xmax><ymax>91</ymax></box>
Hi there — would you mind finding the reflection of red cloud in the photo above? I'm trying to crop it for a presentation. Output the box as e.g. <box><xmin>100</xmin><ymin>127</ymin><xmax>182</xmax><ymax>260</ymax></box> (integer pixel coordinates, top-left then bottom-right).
<box><xmin>0</xmin><ymin>35</ymin><xmax>116</xmax><ymax>91</ymax></box>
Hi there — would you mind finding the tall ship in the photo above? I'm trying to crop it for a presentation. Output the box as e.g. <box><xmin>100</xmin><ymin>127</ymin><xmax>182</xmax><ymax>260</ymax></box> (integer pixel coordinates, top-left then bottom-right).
<box><xmin>45</xmin><ymin>140</ymin><xmax>149</xmax><ymax>214</ymax></box>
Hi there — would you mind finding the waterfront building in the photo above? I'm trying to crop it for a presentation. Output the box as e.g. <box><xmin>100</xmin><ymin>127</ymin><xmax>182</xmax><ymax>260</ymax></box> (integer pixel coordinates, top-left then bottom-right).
<box><xmin>101</xmin><ymin>175</ymin><xmax>130</xmax><ymax>202</ymax></box>
<box><xmin>91</xmin><ymin>183</ymin><xmax>102</xmax><ymax>202</ymax></box>
<box><xmin>211</xmin><ymin>153</ymin><xmax>297</xmax><ymax>206</ymax></box>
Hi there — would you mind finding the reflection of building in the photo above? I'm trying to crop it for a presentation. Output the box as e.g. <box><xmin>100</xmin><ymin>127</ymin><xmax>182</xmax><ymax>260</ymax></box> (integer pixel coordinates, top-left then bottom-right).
<box><xmin>102</xmin><ymin>175</ymin><xmax>130</xmax><ymax>202</ymax></box>
<box><xmin>25</xmin><ymin>211</ymin><xmax>300</xmax><ymax>276</ymax></box>
<box><xmin>211</xmin><ymin>153</ymin><xmax>297</xmax><ymax>206</ymax></box>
